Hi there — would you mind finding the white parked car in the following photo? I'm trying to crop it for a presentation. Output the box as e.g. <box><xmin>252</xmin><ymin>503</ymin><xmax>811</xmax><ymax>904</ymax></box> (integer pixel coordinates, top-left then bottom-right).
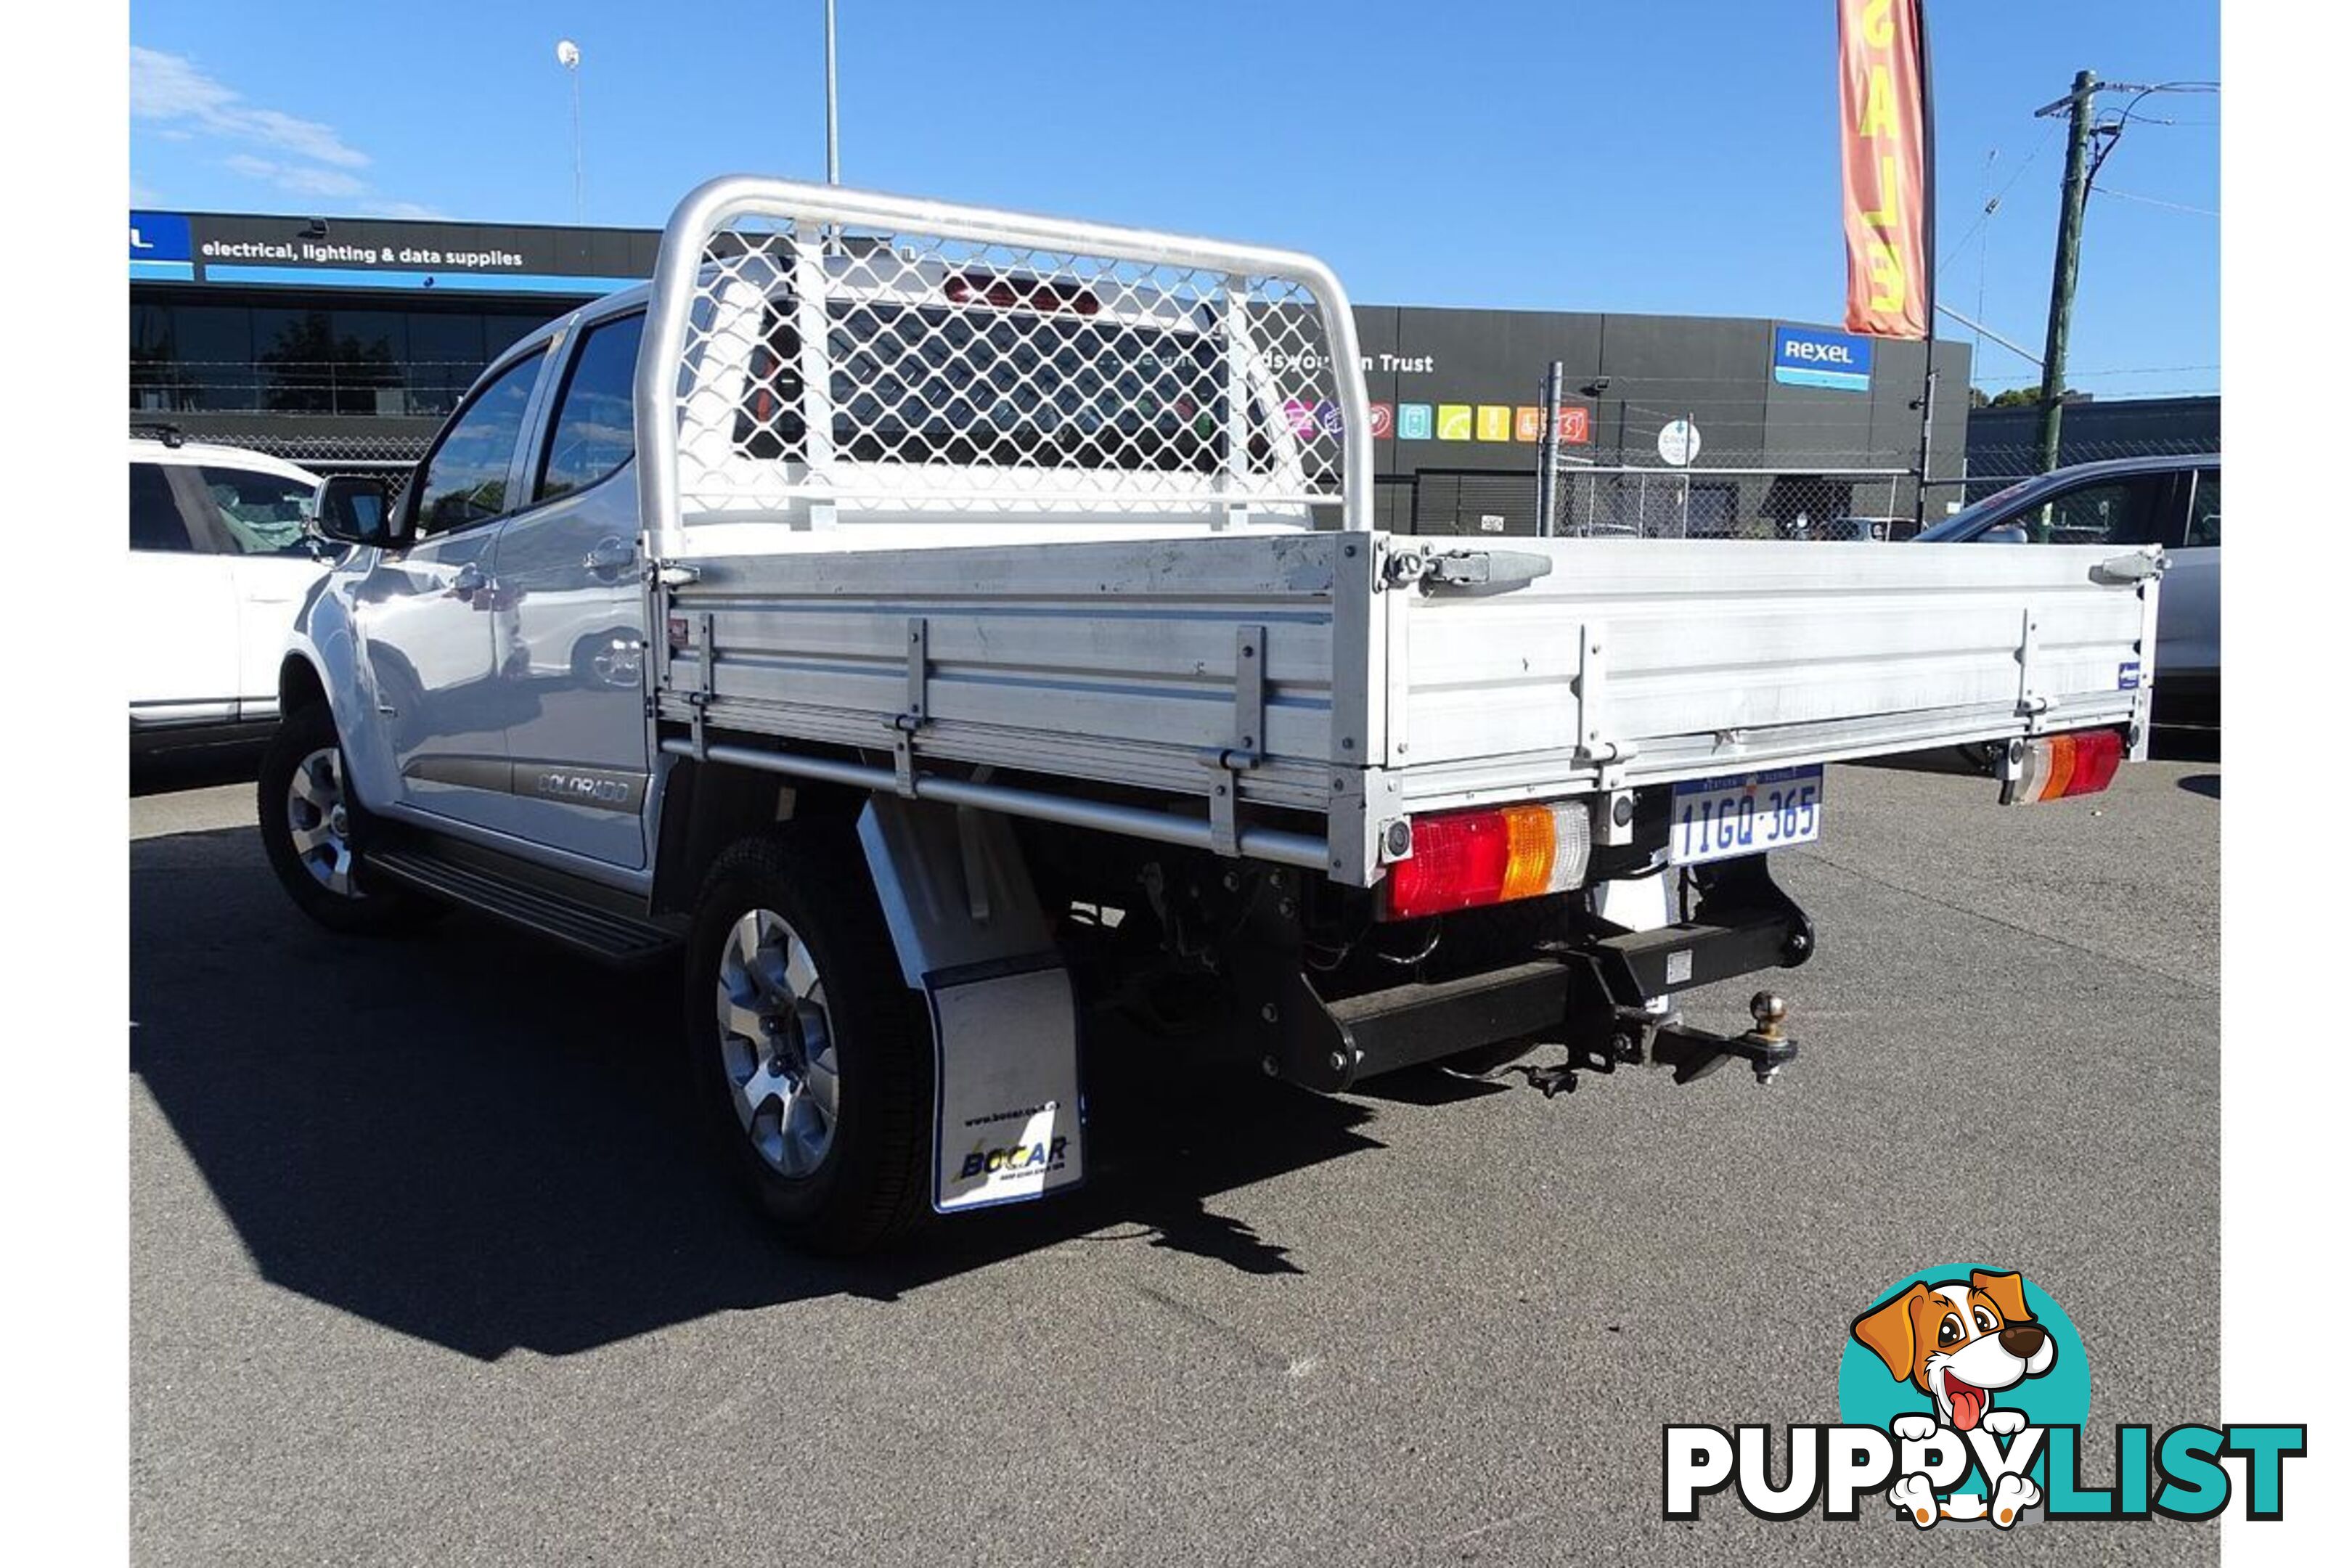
<box><xmin>128</xmin><ymin>432</ymin><xmax>330</xmax><ymax>752</ymax></box>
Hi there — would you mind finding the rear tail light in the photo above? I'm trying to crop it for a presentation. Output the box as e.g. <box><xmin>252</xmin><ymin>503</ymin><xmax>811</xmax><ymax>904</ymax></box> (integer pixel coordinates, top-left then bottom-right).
<box><xmin>2001</xmin><ymin>729</ymin><xmax>2126</xmax><ymax>805</ymax></box>
<box><xmin>1381</xmin><ymin>801</ymin><xmax>1593</xmax><ymax>920</ymax></box>
<box><xmin>944</xmin><ymin>271</ymin><xmax>1101</xmax><ymax>315</ymax></box>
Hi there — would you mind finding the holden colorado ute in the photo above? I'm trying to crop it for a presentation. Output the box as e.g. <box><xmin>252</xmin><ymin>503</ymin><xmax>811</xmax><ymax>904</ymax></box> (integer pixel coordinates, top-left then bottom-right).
<box><xmin>260</xmin><ymin>179</ymin><xmax>2163</xmax><ymax>1251</ymax></box>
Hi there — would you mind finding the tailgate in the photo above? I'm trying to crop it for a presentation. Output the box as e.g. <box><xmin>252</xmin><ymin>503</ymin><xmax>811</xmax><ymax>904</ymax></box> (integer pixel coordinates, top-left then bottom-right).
<box><xmin>1389</xmin><ymin>538</ymin><xmax>2158</xmax><ymax>810</ymax></box>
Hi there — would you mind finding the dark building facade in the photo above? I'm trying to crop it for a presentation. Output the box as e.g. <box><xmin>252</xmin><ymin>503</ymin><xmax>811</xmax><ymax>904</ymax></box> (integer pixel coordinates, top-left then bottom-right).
<box><xmin>130</xmin><ymin>208</ymin><xmax>1972</xmax><ymax>536</ymax></box>
<box><xmin>1965</xmin><ymin>393</ymin><xmax>2219</xmax><ymax>494</ymax></box>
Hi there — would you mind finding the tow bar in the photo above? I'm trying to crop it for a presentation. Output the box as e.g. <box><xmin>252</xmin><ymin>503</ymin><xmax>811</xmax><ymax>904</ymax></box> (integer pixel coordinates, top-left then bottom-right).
<box><xmin>1238</xmin><ymin>853</ymin><xmax>1813</xmax><ymax>1096</ymax></box>
<box><xmin>1517</xmin><ymin>854</ymin><xmax>1812</xmax><ymax>1097</ymax></box>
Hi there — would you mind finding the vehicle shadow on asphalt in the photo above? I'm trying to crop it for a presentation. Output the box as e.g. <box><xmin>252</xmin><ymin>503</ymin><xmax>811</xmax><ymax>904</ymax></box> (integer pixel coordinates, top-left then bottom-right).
<box><xmin>131</xmin><ymin>826</ymin><xmax>1382</xmax><ymax>1360</ymax></box>
<box><xmin>130</xmin><ymin>743</ymin><xmax>266</xmax><ymax>797</ymax></box>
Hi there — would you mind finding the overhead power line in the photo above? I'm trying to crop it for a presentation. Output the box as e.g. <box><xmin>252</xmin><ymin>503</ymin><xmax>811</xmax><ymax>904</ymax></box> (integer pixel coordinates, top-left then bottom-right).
<box><xmin>2095</xmin><ymin>187</ymin><xmax>2219</xmax><ymax>218</ymax></box>
<box><xmin>1973</xmin><ymin>363</ymin><xmax>2219</xmax><ymax>384</ymax></box>
<box><xmin>1937</xmin><ymin>121</ymin><xmax>2061</xmax><ymax>271</ymax></box>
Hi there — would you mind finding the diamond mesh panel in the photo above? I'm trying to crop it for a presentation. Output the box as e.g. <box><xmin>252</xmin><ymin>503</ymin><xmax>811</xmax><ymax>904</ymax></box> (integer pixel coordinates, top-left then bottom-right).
<box><xmin>664</xmin><ymin>216</ymin><xmax>1352</xmax><ymax>520</ymax></box>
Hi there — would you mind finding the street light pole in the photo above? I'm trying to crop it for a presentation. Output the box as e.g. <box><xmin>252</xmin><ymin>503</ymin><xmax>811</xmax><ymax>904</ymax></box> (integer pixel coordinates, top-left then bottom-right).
<box><xmin>824</xmin><ymin>0</ymin><xmax>840</xmax><ymax>185</ymax></box>
<box><xmin>556</xmin><ymin>38</ymin><xmax>584</xmax><ymax>224</ymax></box>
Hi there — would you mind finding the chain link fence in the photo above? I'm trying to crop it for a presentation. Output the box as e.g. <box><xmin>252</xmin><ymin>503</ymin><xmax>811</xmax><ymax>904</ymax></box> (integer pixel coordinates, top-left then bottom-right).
<box><xmin>136</xmin><ymin>419</ymin><xmax>2216</xmax><ymax>540</ymax></box>
<box><xmin>1959</xmin><ymin>437</ymin><xmax>2219</xmax><ymax>505</ymax></box>
<box><xmin>131</xmin><ymin>422</ymin><xmax>428</xmax><ymax>494</ymax></box>
<box><xmin>1400</xmin><ymin>452</ymin><xmax>1933</xmax><ymax>541</ymax></box>
<box><xmin>1551</xmin><ymin>461</ymin><xmax>1914</xmax><ymax>540</ymax></box>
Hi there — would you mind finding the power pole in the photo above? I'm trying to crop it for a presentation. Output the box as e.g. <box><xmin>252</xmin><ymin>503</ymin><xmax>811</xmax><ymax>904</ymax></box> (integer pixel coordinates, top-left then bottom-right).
<box><xmin>2034</xmin><ymin>69</ymin><xmax>2099</xmax><ymax>473</ymax></box>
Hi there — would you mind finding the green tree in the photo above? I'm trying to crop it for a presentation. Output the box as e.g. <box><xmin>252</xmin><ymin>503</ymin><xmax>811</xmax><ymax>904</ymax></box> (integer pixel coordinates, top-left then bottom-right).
<box><xmin>1971</xmin><ymin>386</ymin><xmax>2085</xmax><ymax>409</ymax></box>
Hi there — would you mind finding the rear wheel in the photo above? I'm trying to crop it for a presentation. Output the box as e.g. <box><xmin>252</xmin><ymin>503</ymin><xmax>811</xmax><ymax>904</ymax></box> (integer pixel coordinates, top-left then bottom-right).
<box><xmin>257</xmin><ymin>703</ymin><xmax>441</xmax><ymax>934</ymax></box>
<box><xmin>684</xmin><ymin>829</ymin><xmax>931</xmax><ymax>1253</ymax></box>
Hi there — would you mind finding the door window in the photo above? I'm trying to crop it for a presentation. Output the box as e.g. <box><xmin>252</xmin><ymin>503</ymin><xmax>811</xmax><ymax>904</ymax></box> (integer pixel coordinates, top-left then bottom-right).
<box><xmin>189</xmin><ymin>466</ymin><xmax>317</xmax><ymax>555</ymax></box>
<box><xmin>2184</xmin><ymin>469</ymin><xmax>2221</xmax><ymax>547</ymax></box>
<box><xmin>1990</xmin><ymin>478</ymin><xmax>2162</xmax><ymax>546</ymax></box>
<box><xmin>409</xmin><ymin>351</ymin><xmax>545</xmax><ymax>536</ymax></box>
<box><xmin>130</xmin><ymin>462</ymin><xmax>192</xmax><ymax>552</ymax></box>
<box><xmin>535</xmin><ymin>313</ymin><xmax>645</xmax><ymax>501</ymax></box>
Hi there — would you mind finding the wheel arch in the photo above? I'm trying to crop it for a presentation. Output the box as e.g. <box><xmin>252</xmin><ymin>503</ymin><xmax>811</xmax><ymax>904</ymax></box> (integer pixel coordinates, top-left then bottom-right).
<box><xmin>277</xmin><ymin>650</ymin><xmax>328</xmax><ymax>718</ymax></box>
<box><xmin>650</xmin><ymin>751</ymin><xmax>869</xmax><ymax>917</ymax></box>
<box><xmin>275</xmin><ymin>604</ymin><xmax>396</xmax><ymax>810</ymax></box>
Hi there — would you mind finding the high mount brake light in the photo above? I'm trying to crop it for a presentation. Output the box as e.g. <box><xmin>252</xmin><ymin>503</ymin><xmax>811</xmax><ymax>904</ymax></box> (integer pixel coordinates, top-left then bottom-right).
<box><xmin>2002</xmin><ymin>729</ymin><xmax>2126</xmax><ymax>805</ymax></box>
<box><xmin>944</xmin><ymin>271</ymin><xmax>1101</xmax><ymax>316</ymax></box>
<box><xmin>1381</xmin><ymin>801</ymin><xmax>1593</xmax><ymax>920</ymax></box>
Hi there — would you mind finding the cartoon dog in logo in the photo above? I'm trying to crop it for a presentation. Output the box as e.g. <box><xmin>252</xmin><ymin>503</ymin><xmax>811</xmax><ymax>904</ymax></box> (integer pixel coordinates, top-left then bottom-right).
<box><xmin>1851</xmin><ymin>1269</ymin><xmax>2055</xmax><ymax>1527</ymax></box>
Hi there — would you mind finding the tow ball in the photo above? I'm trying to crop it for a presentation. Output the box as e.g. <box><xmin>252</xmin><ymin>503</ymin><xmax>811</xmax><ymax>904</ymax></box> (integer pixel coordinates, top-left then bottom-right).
<box><xmin>1519</xmin><ymin>991</ymin><xmax>1799</xmax><ymax>1097</ymax></box>
<box><xmin>1649</xmin><ymin>992</ymin><xmax>1800</xmax><ymax>1086</ymax></box>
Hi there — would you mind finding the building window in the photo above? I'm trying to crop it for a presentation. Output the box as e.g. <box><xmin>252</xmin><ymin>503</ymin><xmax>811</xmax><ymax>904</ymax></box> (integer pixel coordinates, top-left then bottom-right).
<box><xmin>126</xmin><ymin>297</ymin><xmax>577</xmax><ymax>417</ymax></box>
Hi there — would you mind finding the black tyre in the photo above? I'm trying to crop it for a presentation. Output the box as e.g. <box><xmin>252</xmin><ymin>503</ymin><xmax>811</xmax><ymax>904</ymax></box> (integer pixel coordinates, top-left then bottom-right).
<box><xmin>257</xmin><ymin>702</ymin><xmax>441</xmax><ymax>935</ymax></box>
<box><xmin>684</xmin><ymin>828</ymin><xmax>931</xmax><ymax>1253</ymax></box>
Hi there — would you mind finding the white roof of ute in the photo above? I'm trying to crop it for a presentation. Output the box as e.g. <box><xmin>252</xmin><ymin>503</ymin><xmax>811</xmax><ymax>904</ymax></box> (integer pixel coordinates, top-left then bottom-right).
<box><xmin>129</xmin><ymin>433</ymin><xmax>322</xmax><ymax>486</ymax></box>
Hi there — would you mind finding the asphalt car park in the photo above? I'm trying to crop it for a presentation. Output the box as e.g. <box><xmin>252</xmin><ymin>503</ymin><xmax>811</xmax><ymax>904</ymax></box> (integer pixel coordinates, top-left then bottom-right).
<box><xmin>131</xmin><ymin>755</ymin><xmax>2218</xmax><ymax>1566</ymax></box>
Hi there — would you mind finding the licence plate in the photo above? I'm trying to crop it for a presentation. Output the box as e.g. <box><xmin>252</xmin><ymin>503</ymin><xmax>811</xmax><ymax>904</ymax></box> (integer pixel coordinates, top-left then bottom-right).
<box><xmin>1668</xmin><ymin>766</ymin><xmax>1824</xmax><ymax>866</ymax></box>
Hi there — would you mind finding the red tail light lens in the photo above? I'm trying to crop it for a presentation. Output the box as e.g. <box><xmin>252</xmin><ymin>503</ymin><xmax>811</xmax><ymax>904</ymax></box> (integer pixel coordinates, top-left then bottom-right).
<box><xmin>2066</xmin><ymin>729</ymin><xmax>2125</xmax><ymax>796</ymax></box>
<box><xmin>1381</xmin><ymin>801</ymin><xmax>1592</xmax><ymax>920</ymax></box>
<box><xmin>945</xmin><ymin>271</ymin><xmax>1101</xmax><ymax>315</ymax></box>
<box><xmin>2002</xmin><ymin>729</ymin><xmax>2126</xmax><ymax>804</ymax></box>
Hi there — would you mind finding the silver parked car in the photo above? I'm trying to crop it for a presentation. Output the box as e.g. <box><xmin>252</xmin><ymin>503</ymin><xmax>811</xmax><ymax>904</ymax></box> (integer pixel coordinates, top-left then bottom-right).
<box><xmin>1915</xmin><ymin>454</ymin><xmax>2219</xmax><ymax>724</ymax></box>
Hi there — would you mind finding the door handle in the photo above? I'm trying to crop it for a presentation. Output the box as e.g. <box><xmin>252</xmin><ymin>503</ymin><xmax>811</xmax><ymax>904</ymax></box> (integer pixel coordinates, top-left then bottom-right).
<box><xmin>584</xmin><ymin>537</ymin><xmax>637</xmax><ymax>577</ymax></box>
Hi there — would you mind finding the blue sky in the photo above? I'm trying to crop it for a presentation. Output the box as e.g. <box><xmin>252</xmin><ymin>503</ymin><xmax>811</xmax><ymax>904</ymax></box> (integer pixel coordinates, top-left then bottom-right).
<box><xmin>128</xmin><ymin>1</ymin><xmax>2219</xmax><ymax>396</ymax></box>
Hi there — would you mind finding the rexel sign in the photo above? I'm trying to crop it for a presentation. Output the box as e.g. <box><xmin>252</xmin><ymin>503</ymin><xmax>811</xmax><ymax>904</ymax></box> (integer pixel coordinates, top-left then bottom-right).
<box><xmin>1773</xmin><ymin>325</ymin><xmax>1874</xmax><ymax>393</ymax></box>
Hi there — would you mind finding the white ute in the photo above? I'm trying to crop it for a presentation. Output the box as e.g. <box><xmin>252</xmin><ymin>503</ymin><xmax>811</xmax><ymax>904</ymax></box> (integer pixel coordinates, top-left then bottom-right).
<box><xmin>263</xmin><ymin>179</ymin><xmax>2163</xmax><ymax>1251</ymax></box>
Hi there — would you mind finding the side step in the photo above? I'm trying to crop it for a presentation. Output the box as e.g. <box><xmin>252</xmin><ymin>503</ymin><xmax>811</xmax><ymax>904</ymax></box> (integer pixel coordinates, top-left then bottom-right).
<box><xmin>366</xmin><ymin>847</ymin><xmax>682</xmax><ymax>966</ymax></box>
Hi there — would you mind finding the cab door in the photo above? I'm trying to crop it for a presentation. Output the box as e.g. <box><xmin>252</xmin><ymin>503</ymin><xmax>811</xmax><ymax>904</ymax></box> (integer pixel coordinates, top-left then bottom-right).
<box><xmin>346</xmin><ymin>348</ymin><xmax>549</xmax><ymax>824</ymax></box>
<box><xmin>486</xmin><ymin>309</ymin><xmax>651</xmax><ymax>867</ymax></box>
<box><xmin>126</xmin><ymin>459</ymin><xmax>240</xmax><ymax>733</ymax></box>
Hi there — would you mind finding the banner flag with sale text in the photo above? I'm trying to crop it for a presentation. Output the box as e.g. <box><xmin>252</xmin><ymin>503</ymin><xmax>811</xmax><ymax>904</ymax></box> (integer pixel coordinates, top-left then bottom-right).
<box><xmin>1837</xmin><ymin>0</ymin><xmax>1935</xmax><ymax>338</ymax></box>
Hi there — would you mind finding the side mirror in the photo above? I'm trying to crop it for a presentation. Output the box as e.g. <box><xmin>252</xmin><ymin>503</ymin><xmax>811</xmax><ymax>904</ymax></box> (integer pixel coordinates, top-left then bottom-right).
<box><xmin>311</xmin><ymin>474</ymin><xmax>399</xmax><ymax>547</ymax></box>
<box><xmin>1978</xmin><ymin>524</ymin><xmax>2030</xmax><ymax>545</ymax></box>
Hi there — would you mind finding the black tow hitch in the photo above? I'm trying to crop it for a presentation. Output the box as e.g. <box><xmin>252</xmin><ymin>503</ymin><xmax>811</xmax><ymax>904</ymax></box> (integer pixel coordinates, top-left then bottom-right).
<box><xmin>1519</xmin><ymin>853</ymin><xmax>1813</xmax><ymax>1097</ymax></box>
<box><xmin>1516</xmin><ymin>990</ymin><xmax>1800</xmax><ymax>1096</ymax></box>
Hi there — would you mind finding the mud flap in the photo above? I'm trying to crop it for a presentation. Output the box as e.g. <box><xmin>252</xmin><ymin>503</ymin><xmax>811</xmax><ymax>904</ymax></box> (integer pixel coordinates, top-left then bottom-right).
<box><xmin>926</xmin><ymin>961</ymin><xmax>1084</xmax><ymax>1212</ymax></box>
<box><xmin>857</xmin><ymin>796</ymin><xmax>1085</xmax><ymax>1214</ymax></box>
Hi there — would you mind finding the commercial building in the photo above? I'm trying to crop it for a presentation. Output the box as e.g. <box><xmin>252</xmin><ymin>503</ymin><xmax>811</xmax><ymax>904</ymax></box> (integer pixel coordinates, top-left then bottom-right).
<box><xmin>1965</xmin><ymin>393</ymin><xmax>2219</xmax><ymax>499</ymax></box>
<box><xmin>130</xmin><ymin>208</ymin><xmax>1972</xmax><ymax>536</ymax></box>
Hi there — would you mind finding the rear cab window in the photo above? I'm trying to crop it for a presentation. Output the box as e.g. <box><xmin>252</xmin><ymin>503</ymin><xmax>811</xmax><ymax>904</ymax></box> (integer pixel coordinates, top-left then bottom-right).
<box><xmin>731</xmin><ymin>274</ymin><xmax>1259</xmax><ymax>475</ymax></box>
